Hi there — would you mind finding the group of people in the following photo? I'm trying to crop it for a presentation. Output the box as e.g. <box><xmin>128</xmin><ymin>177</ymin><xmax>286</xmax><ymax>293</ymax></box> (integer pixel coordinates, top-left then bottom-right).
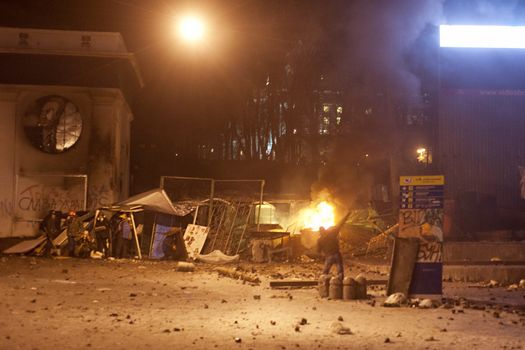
<box><xmin>39</xmin><ymin>209</ymin><xmax>136</xmax><ymax>258</ymax></box>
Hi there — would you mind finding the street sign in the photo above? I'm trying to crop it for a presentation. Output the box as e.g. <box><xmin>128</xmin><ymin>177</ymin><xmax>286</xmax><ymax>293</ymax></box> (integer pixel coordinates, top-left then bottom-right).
<box><xmin>398</xmin><ymin>175</ymin><xmax>445</xmax><ymax>299</ymax></box>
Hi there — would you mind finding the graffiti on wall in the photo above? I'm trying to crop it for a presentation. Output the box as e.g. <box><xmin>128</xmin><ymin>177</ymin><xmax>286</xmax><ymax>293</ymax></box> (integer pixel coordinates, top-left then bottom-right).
<box><xmin>16</xmin><ymin>183</ymin><xmax>85</xmax><ymax>219</ymax></box>
<box><xmin>87</xmin><ymin>184</ymin><xmax>112</xmax><ymax>209</ymax></box>
<box><xmin>416</xmin><ymin>242</ymin><xmax>442</xmax><ymax>263</ymax></box>
<box><xmin>0</xmin><ymin>199</ymin><xmax>14</xmax><ymax>217</ymax></box>
<box><xmin>399</xmin><ymin>208</ymin><xmax>443</xmax><ymax>242</ymax></box>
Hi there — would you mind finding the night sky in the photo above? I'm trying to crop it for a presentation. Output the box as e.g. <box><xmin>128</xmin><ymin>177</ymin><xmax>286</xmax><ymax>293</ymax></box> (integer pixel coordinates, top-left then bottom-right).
<box><xmin>1</xmin><ymin>0</ymin><xmax>525</xmax><ymax>192</ymax></box>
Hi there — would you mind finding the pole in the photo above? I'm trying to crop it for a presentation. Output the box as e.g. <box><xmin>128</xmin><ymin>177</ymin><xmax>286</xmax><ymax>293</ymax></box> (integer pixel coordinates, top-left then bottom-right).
<box><xmin>208</xmin><ymin>179</ymin><xmax>215</xmax><ymax>227</ymax></box>
<box><xmin>257</xmin><ymin>180</ymin><xmax>265</xmax><ymax>231</ymax></box>
<box><xmin>130</xmin><ymin>212</ymin><xmax>142</xmax><ymax>259</ymax></box>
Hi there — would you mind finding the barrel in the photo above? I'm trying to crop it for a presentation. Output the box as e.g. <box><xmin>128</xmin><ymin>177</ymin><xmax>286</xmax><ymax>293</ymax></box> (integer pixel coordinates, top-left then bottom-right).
<box><xmin>329</xmin><ymin>276</ymin><xmax>343</xmax><ymax>300</ymax></box>
<box><xmin>343</xmin><ymin>277</ymin><xmax>357</xmax><ymax>300</ymax></box>
<box><xmin>318</xmin><ymin>274</ymin><xmax>331</xmax><ymax>298</ymax></box>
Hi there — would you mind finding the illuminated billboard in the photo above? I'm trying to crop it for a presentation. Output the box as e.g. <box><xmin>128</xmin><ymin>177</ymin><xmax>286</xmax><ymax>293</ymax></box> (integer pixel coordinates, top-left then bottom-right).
<box><xmin>440</xmin><ymin>25</ymin><xmax>525</xmax><ymax>49</ymax></box>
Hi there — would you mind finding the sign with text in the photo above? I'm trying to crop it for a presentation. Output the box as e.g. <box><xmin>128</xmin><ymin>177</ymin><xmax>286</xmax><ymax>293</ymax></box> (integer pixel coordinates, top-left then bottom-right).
<box><xmin>399</xmin><ymin>175</ymin><xmax>444</xmax><ymax>298</ymax></box>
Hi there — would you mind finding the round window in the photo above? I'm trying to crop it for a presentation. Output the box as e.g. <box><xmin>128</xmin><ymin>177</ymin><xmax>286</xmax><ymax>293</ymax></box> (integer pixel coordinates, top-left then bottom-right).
<box><xmin>23</xmin><ymin>95</ymin><xmax>83</xmax><ymax>153</ymax></box>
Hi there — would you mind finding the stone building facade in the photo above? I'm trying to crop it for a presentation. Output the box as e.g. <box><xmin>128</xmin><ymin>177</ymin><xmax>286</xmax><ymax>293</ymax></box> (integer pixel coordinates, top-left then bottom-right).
<box><xmin>0</xmin><ymin>27</ymin><xmax>142</xmax><ymax>237</ymax></box>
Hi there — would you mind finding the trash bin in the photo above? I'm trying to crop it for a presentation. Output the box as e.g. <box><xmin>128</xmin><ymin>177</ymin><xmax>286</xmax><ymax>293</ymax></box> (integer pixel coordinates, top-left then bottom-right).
<box><xmin>329</xmin><ymin>276</ymin><xmax>343</xmax><ymax>300</ymax></box>
<box><xmin>343</xmin><ymin>277</ymin><xmax>357</xmax><ymax>300</ymax></box>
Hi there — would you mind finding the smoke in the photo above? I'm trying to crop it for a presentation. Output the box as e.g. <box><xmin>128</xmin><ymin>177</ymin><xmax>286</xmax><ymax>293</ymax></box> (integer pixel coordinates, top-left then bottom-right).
<box><xmin>345</xmin><ymin>0</ymin><xmax>444</xmax><ymax>99</ymax></box>
<box><xmin>309</xmin><ymin>1</ymin><xmax>445</xmax><ymax>210</ymax></box>
<box><xmin>475</xmin><ymin>0</ymin><xmax>522</xmax><ymax>23</ymax></box>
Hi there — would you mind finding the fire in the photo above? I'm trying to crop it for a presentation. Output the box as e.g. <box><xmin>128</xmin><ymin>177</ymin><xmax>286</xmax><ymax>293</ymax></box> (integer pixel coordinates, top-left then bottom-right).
<box><xmin>301</xmin><ymin>201</ymin><xmax>335</xmax><ymax>231</ymax></box>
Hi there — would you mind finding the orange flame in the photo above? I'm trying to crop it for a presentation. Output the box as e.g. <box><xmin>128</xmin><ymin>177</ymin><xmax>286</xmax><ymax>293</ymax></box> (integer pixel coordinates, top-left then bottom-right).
<box><xmin>300</xmin><ymin>201</ymin><xmax>335</xmax><ymax>231</ymax></box>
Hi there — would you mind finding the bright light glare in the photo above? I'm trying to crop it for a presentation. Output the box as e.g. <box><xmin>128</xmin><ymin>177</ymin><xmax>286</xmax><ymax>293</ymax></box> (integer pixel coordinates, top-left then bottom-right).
<box><xmin>301</xmin><ymin>201</ymin><xmax>335</xmax><ymax>231</ymax></box>
<box><xmin>178</xmin><ymin>15</ymin><xmax>205</xmax><ymax>43</ymax></box>
<box><xmin>440</xmin><ymin>25</ymin><xmax>525</xmax><ymax>49</ymax></box>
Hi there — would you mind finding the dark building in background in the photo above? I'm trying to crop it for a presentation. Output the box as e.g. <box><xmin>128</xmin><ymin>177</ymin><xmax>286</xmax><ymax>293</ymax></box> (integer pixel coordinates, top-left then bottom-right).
<box><xmin>438</xmin><ymin>46</ymin><xmax>525</xmax><ymax>236</ymax></box>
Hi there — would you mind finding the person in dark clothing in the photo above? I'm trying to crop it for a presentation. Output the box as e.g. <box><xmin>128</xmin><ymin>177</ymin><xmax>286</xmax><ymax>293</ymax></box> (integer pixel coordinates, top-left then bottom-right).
<box><xmin>65</xmin><ymin>211</ymin><xmax>83</xmax><ymax>257</ymax></box>
<box><xmin>40</xmin><ymin>210</ymin><xmax>62</xmax><ymax>256</ymax></box>
<box><xmin>317</xmin><ymin>211</ymin><xmax>351</xmax><ymax>279</ymax></box>
<box><xmin>91</xmin><ymin>212</ymin><xmax>110</xmax><ymax>257</ymax></box>
<box><xmin>109</xmin><ymin>212</ymin><xmax>123</xmax><ymax>257</ymax></box>
<box><xmin>162</xmin><ymin>228</ymin><xmax>188</xmax><ymax>261</ymax></box>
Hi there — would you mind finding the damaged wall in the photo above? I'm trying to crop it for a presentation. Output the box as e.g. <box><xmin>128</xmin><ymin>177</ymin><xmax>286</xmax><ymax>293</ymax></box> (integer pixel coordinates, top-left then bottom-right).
<box><xmin>0</xmin><ymin>85</ymin><xmax>132</xmax><ymax>237</ymax></box>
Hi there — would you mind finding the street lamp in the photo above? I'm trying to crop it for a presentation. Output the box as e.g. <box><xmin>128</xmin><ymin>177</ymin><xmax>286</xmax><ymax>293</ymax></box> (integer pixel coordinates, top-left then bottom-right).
<box><xmin>177</xmin><ymin>15</ymin><xmax>206</xmax><ymax>43</ymax></box>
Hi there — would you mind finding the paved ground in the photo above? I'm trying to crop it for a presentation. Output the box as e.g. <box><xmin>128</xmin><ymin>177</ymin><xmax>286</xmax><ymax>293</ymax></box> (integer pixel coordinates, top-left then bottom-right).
<box><xmin>0</xmin><ymin>256</ymin><xmax>524</xmax><ymax>350</ymax></box>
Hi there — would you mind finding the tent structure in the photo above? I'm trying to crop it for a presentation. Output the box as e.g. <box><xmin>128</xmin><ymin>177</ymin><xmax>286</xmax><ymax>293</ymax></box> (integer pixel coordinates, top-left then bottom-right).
<box><xmin>116</xmin><ymin>188</ymin><xmax>195</xmax><ymax>216</ymax></box>
<box><xmin>110</xmin><ymin>188</ymin><xmax>203</xmax><ymax>259</ymax></box>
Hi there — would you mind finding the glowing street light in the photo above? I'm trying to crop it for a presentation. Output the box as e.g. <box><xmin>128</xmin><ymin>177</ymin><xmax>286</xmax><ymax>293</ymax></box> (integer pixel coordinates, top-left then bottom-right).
<box><xmin>177</xmin><ymin>15</ymin><xmax>206</xmax><ymax>43</ymax></box>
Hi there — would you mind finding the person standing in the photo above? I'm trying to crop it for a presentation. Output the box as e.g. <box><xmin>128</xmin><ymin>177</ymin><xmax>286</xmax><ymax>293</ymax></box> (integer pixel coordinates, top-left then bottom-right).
<box><xmin>65</xmin><ymin>211</ymin><xmax>83</xmax><ymax>257</ymax></box>
<box><xmin>317</xmin><ymin>211</ymin><xmax>351</xmax><ymax>279</ymax></box>
<box><xmin>113</xmin><ymin>213</ymin><xmax>132</xmax><ymax>258</ymax></box>
<box><xmin>92</xmin><ymin>212</ymin><xmax>110</xmax><ymax>257</ymax></box>
<box><xmin>40</xmin><ymin>210</ymin><xmax>62</xmax><ymax>256</ymax></box>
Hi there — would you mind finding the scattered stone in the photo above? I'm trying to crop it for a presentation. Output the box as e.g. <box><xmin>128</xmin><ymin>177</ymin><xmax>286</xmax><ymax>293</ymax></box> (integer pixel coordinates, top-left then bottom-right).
<box><xmin>331</xmin><ymin>322</ymin><xmax>352</xmax><ymax>335</ymax></box>
<box><xmin>129</xmin><ymin>293</ymin><xmax>137</xmax><ymax>297</ymax></box>
<box><xmin>204</xmin><ymin>304</ymin><xmax>209</xmax><ymax>309</ymax></box>
<box><xmin>338</xmin><ymin>316</ymin><xmax>344</xmax><ymax>321</ymax></box>
<box><xmin>419</xmin><ymin>299</ymin><xmax>433</xmax><ymax>309</ymax></box>
<box><xmin>30</xmin><ymin>299</ymin><xmax>36</xmax><ymax>303</ymax></box>
<box><xmin>384</xmin><ymin>293</ymin><xmax>406</xmax><ymax>307</ymax></box>
<box><xmin>61</xmin><ymin>269</ymin><xmax>68</xmax><ymax>274</ymax></box>
<box><xmin>493</xmin><ymin>311</ymin><xmax>500</xmax><ymax>318</ymax></box>
<box><xmin>109</xmin><ymin>313</ymin><xmax>118</xmax><ymax>317</ymax></box>
<box><xmin>396</xmin><ymin>333</ymin><xmax>402</xmax><ymax>338</ymax></box>
<box><xmin>487</xmin><ymin>280</ymin><xmax>499</xmax><ymax>287</ymax></box>
<box><xmin>163</xmin><ymin>329</ymin><xmax>171</xmax><ymax>333</ymax></box>
<box><xmin>221</xmin><ymin>299</ymin><xmax>227</xmax><ymax>304</ymax></box>
<box><xmin>173</xmin><ymin>328</ymin><xmax>181</xmax><ymax>332</ymax></box>
<box><xmin>234</xmin><ymin>337</ymin><xmax>242</xmax><ymax>343</ymax></box>
<box><xmin>440</xmin><ymin>328</ymin><xmax>447</xmax><ymax>332</ymax></box>
<box><xmin>384</xmin><ymin>337</ymin><xmax>391</xmax><ymax>343</ymax></box>
<box><xmin>299</xmin><ymin>318</ymin><xmax>307</xmax><ymax>325</ymax></box>
<box><xmin>425</xmin><ymin>336</ymin><xmax>436</xmax><ymax>341</ymax></box>
<box><xmin>295</xmin><ymin>325</ymin><xmax>301</xmax><ymax>332</ymax></box>
<box><xmin>270</xmin><ymin>320</ymin><xmax>276</xmax><ymax>325</ymax></box>
<box><xmin>253</xmin><ymin>295</ymin><xmax>261</xmax><ymax>300</ymax></box>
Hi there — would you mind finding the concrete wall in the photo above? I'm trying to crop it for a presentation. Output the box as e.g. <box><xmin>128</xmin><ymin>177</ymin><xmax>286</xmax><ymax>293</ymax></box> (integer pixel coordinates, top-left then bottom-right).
<box><xmin>443</xmin><ymin>241</ymin><xmax>525</xmax><ymax>262</ymax></box>
<box><xmin>0</xmin><ymin>84</ymin><xmax>132</xmax><ymax>237</ymax></box>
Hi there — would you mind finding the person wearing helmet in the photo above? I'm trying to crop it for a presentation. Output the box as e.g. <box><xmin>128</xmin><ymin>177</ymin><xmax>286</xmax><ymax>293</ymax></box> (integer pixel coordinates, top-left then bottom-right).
<box><xmin>65</xmin><ymin>210</ymin><xmax>83</xmax><ymax>257</ymax></box>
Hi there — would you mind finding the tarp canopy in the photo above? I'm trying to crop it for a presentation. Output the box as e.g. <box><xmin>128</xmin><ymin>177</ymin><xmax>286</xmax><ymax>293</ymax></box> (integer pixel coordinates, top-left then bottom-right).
<box><xmin>115</xmin><ymin>189</ymin><xmax>196</xmax><ymax>216</ymax></box>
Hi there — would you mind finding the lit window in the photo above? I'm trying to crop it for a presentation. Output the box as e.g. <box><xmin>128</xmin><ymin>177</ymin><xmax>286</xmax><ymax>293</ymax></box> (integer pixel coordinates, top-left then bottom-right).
<box><xmin>336</xmin><ymin>116</ymin><xmax>342</xmax><ymax>125</ymax></box>
<box><xmin>323</xmin><ymin>105</ymin><xmax>330</xmax><ymax>113</ymax></box>
<box><xmin>337</xmin><ymin>106</ymin><xmax>343</xmax><ymax>115</ymax></box>
<box><xmin>365</xmin><ymin>108</ymin><xmax>373</xmax><ymax>115</ymax></box>
<box><xmin>416</xmin><ymin>147</ymin><xmax>432</xmax><ymax>164</ymax></box>
<box><xmin>323</xmin><ymin>116</ymin><xmax>329</xmax><ymax>125</ymax></box>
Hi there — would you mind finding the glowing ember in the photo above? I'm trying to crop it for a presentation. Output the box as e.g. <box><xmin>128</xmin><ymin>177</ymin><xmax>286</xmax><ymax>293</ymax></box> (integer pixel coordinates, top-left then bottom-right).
<box><xmin>301</xmin><ymin>201</ymin><xmax>335</xmax><ymax>231</ymax></box>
